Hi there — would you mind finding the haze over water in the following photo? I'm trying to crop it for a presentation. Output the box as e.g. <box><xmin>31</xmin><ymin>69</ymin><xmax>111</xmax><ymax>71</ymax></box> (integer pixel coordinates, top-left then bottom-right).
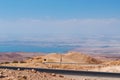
<box><xmin>0</xmin><ymin>0</ymin><xmax>120</xmax><ymax>53</ymax></box>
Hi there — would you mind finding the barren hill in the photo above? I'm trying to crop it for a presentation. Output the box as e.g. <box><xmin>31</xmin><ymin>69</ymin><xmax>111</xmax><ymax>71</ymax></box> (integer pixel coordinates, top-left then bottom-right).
<box><xmin>64</xmin><ymin>52</ymin><xmax>101</xmax><ymax>64</ymax></box>
<box><xmin>26</xmin><ymin>52</ymin><xmax>101</xmax><ymax>64</ymax></box>
<box><xmin>0</xmin><ymin>53</ymin><xmax>23</xmax><ymax>62</ymax></box>
<box><xmin>0</xmin><ymin>52</ymin><xmax>42</xmax><ymax>62</ymax></box>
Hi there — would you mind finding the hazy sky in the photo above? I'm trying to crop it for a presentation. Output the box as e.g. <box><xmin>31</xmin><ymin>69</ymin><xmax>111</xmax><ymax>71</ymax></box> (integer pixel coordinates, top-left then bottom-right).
<box><xmin>0</xmin><ymin>0</ymin><xmax>120</xmax><ymax>39</ymax></box>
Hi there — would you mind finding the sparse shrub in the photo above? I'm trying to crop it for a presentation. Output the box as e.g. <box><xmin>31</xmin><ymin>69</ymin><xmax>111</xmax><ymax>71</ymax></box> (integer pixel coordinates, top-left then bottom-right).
<box><xmin>0</xmin><ymin>62</ymin><xmax>4</xmax><ymax>64</ymax></box>
<box><xmin>19</xmin><ymin>61</ymin><xmax>26</xmax><ymax>63</ymax></box>
<box><xmin>12</xmin><ymin>60</ymin><xmax>19</xmax><ymax>63</ymax></box>
<box><xmin>5</xmin><ymin>62</ymin><xmax>10</xmax><ymax>64</ymax></box>
<box><xmin>3</xmin><ymin>62</ymin><xmax>10</xmax><ymax>64</ymax></box>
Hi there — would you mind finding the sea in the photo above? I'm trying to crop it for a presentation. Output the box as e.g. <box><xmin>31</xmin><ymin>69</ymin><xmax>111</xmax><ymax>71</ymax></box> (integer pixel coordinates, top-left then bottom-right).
<box><xmin>0</xmin><ymin>44</ymin><xmax>75</xmax><ymax>53</ymax></box>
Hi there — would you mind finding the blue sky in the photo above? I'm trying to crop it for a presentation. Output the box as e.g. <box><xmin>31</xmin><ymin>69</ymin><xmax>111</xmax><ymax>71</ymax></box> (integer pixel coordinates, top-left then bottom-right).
<box><xmin>0</xmin><ymin>0</ymin><xmax>120</xmax><ymax>40</ymax></box>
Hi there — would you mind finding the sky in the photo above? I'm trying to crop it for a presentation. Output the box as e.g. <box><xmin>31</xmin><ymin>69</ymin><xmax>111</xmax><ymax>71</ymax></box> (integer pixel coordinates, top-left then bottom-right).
<box><xmin>0</xmin><ymin>0</ymin><xmax>120</xmax><ymax>40</ymax></box>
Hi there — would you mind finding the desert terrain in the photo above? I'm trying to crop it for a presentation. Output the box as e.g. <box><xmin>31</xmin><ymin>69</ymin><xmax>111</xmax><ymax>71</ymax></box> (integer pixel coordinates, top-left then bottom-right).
<box><xmin>0</xmin><ymin>52</ymin><xmax>120</xmax><ymax>80</ymax></box>
<box><xmin>1</xmin><ymin>69</ymin><xmax>120</xmax><ymax>80</ymax></box>
<box><xmin>0</xmin><ymin>68</ymin><xmax>72</xmax><ymax>80</ymax></box>
<box><xmin>0</xmin><ymin>52</ymin><xmax>120</xmax><ymax>72</ymax></box>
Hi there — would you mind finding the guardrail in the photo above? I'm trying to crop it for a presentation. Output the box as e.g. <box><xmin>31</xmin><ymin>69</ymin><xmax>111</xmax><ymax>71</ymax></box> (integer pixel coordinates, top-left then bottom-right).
<box><xmin>43</xmin><ymin>62</ymin><xmax>103</xmax><ymax>66</ymax></box>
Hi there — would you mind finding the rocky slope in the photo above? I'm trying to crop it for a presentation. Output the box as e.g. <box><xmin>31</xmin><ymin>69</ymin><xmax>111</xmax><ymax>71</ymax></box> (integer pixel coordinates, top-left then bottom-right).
<box><xmin>0</xmin><ymin>69</ymin><xmax>72</xmax><ymax>80</ymax></box>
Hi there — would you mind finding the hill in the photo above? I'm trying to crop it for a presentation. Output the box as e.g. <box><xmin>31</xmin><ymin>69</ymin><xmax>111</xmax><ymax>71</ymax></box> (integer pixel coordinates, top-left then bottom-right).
<box><xmin>26</xmin><ymin>52</ymin><xmax>101</xmax><ymax>64</ymax></box>
<box><xmin>0</xmin><ymin>52</ymin><xmax>42</xmax><ymax>62</ymax></box>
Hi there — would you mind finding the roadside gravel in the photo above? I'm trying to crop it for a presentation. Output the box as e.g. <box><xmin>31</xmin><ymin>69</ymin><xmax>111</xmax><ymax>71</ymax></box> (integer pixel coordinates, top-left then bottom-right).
<box><xmin>0</xmin><ymin>69</ymin><xmax>73</xmax><ymax>80</ymax></box>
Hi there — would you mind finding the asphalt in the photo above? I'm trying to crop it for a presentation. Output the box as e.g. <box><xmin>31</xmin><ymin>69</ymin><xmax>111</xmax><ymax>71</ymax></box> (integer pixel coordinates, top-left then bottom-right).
<box><xmin>0</xmin><ymin>66</ymin><xmax>120</xmax><ymax>78</ymax></box>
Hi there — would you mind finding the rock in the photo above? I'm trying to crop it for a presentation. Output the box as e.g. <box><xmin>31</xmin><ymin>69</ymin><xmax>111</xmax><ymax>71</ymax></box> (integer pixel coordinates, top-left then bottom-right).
<box><xmin>31</xmin><ymin>69</ymin><xmax>37</xmax><ymax>73</ymax></box>
<box><xmin>17</xmin><ymin>68</ymin><xmax>20</xmax><ymax>71</ymax></box>
<box><xmin>22</xmin><ymin>75</ymin><xmax>27</xmax><ymax>79</ymax></box>
<box><xmin>44</xmin><ymin>74</ymin><xmax>46</xmax><ymax>77</ymax></box>
<box><xmin>6</xmin><ymin>77</ymin><xmax>14</xmax><ymax>80</ymax></box>
<box><xmin>51</xmin><ymin>73</ymin><xmax>56</xmax><ymax>76</ymax></box>
<box><xmin>0</xmin><ymin>71</ymin><xmax>4</xmax><ymax>78</ymax></box>
<box><xmin>17</xmin><ymin>75</ymin><xmax>27</xmax><ymax>80</ymax></box>
<box><xmin>0</xmin><ymin>71</ymin><xmax>3</xmax><ymax>74</ymax></box>
<box><xmin>58</xmin><ymin>74</ymin><xmax>64</xmax><ymax>78</ymax></box>
<box><xmin>84</xmin><ymin>78</ymin><xmax>91</xmax><ymax>80</ymax></box>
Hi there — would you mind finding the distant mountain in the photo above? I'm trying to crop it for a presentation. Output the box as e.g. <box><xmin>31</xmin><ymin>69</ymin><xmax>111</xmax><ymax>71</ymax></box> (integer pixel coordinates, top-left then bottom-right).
<box><xmin>0</xmin><ymin>52</ymin><xmax>42</xmax><ymax>62</ymax></box>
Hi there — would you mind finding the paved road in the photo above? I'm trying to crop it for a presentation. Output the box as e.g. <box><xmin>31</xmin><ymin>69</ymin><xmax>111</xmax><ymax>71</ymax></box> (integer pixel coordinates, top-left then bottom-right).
<box><xmin>0</xmin><ymin>66</ymin><xmax>120</xmax><ymax>78</ymax></box>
